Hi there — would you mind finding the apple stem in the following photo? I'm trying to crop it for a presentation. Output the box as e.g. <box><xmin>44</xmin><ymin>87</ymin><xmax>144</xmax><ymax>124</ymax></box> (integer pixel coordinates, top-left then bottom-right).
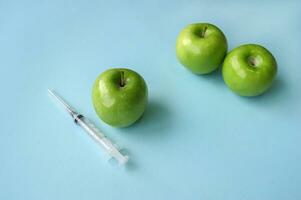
<box><xmin>120</xmin><ymin>71</ymin><xmax>125</xmax><ymax>87</ymax></box>
<box><xmin>201</xmin><ymin>26</ymin><xmax>208</xmax><ymax>38</ymax></box>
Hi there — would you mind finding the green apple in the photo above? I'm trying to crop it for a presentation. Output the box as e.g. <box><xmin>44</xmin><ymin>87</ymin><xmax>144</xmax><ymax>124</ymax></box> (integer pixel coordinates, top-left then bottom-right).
<box><xmin>222</xmin><ymin>44</ymin><xmax>277</xmax><ymax>96</ymax></box>
<box><xmin>92</xmin><ymin>68</ymin><xmax>148</xmax><ymax>127</ymax></box>
<box><xmin>176</xmin><ymin>23</ymin><xmax>228</xmax><ymax>74</ymax></box>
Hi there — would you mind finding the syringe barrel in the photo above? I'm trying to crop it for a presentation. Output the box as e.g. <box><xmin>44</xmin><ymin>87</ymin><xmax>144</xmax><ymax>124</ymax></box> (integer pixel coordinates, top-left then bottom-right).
<box><xmin>76</xmin><ymin>116</ymin><xmax>129</xmax><ymax>165</ymax></box>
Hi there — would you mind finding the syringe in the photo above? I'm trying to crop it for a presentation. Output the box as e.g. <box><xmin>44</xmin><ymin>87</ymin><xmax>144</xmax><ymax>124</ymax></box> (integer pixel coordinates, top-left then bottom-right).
<box><xmin>48</xmin><ymin>89</ymin><xmax>129</xmax><ymax>165</ymax></box>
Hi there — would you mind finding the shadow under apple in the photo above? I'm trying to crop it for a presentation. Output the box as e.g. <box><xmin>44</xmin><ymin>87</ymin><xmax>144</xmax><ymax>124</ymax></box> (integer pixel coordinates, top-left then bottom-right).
<box><xmin>182</xmin><ymin>65</ymin><xmax>226</xmax><ymax>89</ymax></box>
<box><xmin>237</xmin><ymin>77</ymin><xmax>295</xmax><ymax>114</ymax></box>
<box><xmin>198</xmin><ymin>65</ymin><xmax>224</xmax><ymax>85</ymax></box>
<box><xmin>124</xmin><ymin>100</ymin><xmax>172</xmax><ymax>137</ymax></box>
<box><xmin>121</xmin><ymin>100</ymin><xmax>172</xmax><ymax>171</ymax></box>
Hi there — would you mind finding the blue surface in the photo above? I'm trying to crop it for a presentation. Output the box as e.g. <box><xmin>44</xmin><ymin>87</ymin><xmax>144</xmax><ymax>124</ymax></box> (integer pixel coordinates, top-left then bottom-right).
<box><xmin>1</xmin><ymin>0</ymin><xmax>301</xmax><ymax>199</ymax></box>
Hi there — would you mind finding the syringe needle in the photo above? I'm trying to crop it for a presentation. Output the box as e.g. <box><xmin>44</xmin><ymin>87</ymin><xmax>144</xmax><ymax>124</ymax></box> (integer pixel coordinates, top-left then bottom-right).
<box><xmin>48</xmin><ymin>89</ymin><xmax>76</xmax><ymax>116</ymax></box>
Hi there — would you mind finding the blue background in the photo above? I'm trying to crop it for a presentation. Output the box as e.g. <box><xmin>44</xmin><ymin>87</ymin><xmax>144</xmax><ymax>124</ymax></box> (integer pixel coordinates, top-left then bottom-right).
<box><xmin>1</xmin><ymin>0</ymin><xmax>300</xmax><ymax>199</ymax></box>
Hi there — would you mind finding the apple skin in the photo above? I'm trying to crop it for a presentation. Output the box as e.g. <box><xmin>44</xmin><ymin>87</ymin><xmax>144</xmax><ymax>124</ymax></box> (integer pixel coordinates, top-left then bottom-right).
<box><xmin>176</xmin><ymin>23</ymin><xmax>228</xmax><ymax>74</ymax></box>
<box><xmin>222</xmin><ymin>44</ymin><xmax>277</xmax><ymax>96</ymax></box>
<box><xmin>92</xmin><ymin>68</ymin><xmax>148</xmax><ymax>127</ymax></box>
